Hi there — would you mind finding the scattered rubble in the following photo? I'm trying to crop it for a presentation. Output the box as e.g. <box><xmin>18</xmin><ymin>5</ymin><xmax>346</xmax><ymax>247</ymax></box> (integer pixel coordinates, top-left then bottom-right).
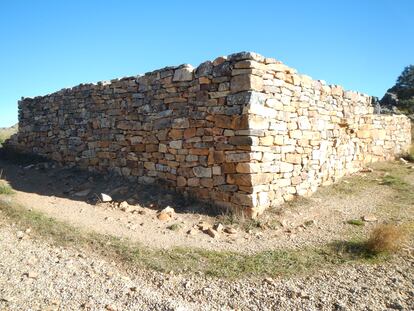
<box><xmin>362</xmin><ymin>215</ymin><xmax>378</xmax><ymax>222</ymax></box>
<box><xmin>100</xmin><ymin>193</ymin><xmax>112</xmax><ymax>202</ymax></box>
<box><xmin>157</xmin><ymin>206</ymin><xmax>175</xmax><ymax>221</ymax></box>
<box><xmin>206</xmin><ymin>228</ymin><xmax>219</xmax><ymax>239</ymax></box>
<box><xmin>224</xmin><ymin>227</ymin><xmax>237</xmax><ymax>234</ymax></box>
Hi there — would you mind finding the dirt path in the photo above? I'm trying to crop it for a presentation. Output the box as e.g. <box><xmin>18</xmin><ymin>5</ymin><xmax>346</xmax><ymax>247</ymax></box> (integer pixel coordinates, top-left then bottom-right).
<box><xmin>1</xmin><ymin>158</ymin><xmax>411</xmax><ymax>254</ymax></box>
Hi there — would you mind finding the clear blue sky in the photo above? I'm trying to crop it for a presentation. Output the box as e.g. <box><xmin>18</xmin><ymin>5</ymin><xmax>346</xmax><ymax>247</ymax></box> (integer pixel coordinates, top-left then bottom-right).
<box><xmin>1</xmin><ymin>0</ymin><xmax>413</xmax><ymax>127</ymax></box>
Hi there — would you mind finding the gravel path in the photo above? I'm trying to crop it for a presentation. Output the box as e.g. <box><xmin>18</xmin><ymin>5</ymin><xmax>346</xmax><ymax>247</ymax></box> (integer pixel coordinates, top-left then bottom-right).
<box><xmin>1</xmin><ymin>219</ymin><xmax>413</xmax><ymax>311</ymax></box>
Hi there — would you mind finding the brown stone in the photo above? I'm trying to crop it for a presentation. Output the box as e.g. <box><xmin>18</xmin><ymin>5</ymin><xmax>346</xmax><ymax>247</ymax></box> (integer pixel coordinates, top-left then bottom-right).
<box><xmin>206</xmin><ymin>227</ymin><xmax>219</xmax><ymax>238</ymax></box>
<box><xmin>214</xmin><ymin>115</ymin><xmax>232</xmax><ymax>128</ymax></box>
<box><xmin>169</xmin><ymin>129</ymin><xmax>183</xmax><ymax>140</ymax></box>
<box><xmin>236</xmin><ymin>163</ymin><xmax>261</xmax><ymax>173</ymax></box>
<box><xmin>157</xmin><ymin>212</ymin><xmax>171</xmax><ymax>221</ymax></box>
<box><xmin>184</xmin><ymin>127</ymin><xmax>196</xmax><ymax>139</ymax></box>
<box><xmin>177</xmin><ymin>176</ymin><xmax>186</xmax><ymax>187</ymax></box>
<box><xmin>230</xmin><ymin>74</ymin><xmax>263</xmax><ymax>93</ymax></box>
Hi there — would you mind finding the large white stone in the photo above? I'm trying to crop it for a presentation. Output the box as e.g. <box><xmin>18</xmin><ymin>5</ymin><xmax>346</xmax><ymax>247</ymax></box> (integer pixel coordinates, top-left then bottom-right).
<box><xmin>298</xmin><ymin>116</ymin><xmax>311</xmax><ymax>130</ymax></box>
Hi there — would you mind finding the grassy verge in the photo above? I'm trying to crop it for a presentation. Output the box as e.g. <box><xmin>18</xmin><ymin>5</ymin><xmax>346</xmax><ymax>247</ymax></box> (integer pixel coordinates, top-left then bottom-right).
<box><xmin>0</xmin><ymin>199</ymin><xmax>392</xmax><ymax>279</ymax></box>
<box><xmin>375</xmin><ymin>162</ymin><xmax>414</xmax><ymax>208</ymax></box>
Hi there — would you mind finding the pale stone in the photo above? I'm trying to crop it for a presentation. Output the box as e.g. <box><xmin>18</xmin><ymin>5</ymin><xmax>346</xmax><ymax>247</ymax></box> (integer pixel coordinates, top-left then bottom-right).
<box><xmin>285</xmin><ymin>153</ymin><xmax>302</xmax><ymax>164</ymax></box>
<box><xmin>100</xmin><ymin>193</ymin><xmax>112</xmax><ymax>202</ymax></box>
<box><xmin>173</xmin><ymin>65</ymin><xmax>194</xmax><ymax>81</ymax></box>
<box><xmin>362</xmin><ymin>215</ymin><xmax>377</xmax><ymax>222</ymax></box>
<box><xmin>172</xmin><ymin>118</ymin><xmax>190</xmax><ymax>129</ymax></box>
<box><xmin>193</xmin><ymin>166</ymin><xmax>212</xmax><ymax>178</ymax></box>
<box><xmin>260</xmin><ymin>136</ymin><xmax>274</xmax><ymax>146</ymax></box>
<box><xmin>212</xmin><ymin>166</ymin><xmax>221</xmax><ymax>175</ymax></box>
<box><xmin>159</xmin><ymin>143</ymin><xmax>167</xmax><ymax>153</ymax></box>
<box><xmin>236</xmin><ymin>163</ymin><xmax>261</xmax><ymax>173</ymax></box>
<box><xmin>280</xmin><ymin>162</ymin><xmax>294</xmax><ymax>173</ymax></box>
<box><xmin>169</xmin><ymin>140</ymin><xmax>182</xmax><ymax>149</ymax></box>
<box><xmin>298</xmin><ymin>116</ymin><xmax>311</xmax><ymax>130</ymax></box>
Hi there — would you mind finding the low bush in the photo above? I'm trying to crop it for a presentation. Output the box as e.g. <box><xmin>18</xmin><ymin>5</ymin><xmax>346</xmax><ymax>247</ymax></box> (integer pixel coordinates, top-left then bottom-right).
<box><xmin>366</xmin><ymin>224</ymin><xmax>408</xmax><ymax>254</ymax></box>
<box><xmin>0</xmin><ymin>182</ymin><xmax>14</xmax><ymax>195</ymax></box>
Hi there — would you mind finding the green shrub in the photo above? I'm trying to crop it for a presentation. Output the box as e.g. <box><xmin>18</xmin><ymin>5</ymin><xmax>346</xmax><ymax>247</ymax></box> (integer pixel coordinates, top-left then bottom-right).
<box><xmin>347</xmin><ymin>219</ymin><xmax>365</xmax><ymax>226</ymax></box>
<box><xmin>0</xmin><ymin>183</ymin><xmax>14</xmax><ymax>195</ymax></box>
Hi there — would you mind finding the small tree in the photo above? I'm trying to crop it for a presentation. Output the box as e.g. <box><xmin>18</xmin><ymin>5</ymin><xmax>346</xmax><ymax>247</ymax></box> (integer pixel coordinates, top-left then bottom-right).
<box><xmin>389</xmin><ymin>65</ymin><xmax>414</xmax><ymax>100</ymax></box>
<box><xmin>383</xmin><ymin>65</ymin><xmax>414</xmax><ymax>112</ymax></box>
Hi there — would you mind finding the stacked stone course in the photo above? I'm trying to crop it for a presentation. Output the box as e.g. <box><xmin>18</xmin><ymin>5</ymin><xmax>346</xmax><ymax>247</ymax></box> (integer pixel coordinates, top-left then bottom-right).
<box><xmin>11</xmin><ymin>52</ymin><xmax>411</xmax><ymax>217</ymax></box>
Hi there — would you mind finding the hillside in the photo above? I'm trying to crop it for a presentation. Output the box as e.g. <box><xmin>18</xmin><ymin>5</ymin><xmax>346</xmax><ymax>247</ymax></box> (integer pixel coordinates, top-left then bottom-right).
<box><xmin>0</xmin><ymin>124</ymin><xmax>18</xmax><ymax>146</ymax></box>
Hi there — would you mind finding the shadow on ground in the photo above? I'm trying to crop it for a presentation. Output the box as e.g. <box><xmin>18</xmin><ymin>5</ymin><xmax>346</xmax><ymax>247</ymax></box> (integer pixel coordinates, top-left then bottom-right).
<box><xmin>0</xmin><ymin>148</ymin><xmax>222</xmax><ymax>216</ymax></box>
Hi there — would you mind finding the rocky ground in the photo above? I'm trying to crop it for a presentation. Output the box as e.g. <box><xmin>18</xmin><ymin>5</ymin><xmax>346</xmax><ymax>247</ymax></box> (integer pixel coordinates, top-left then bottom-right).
<box><xmin>0</xmin><ymin>157</ymin><xmax>414</xmax><ymax>310</ymax></box>
<box><xmin>0</xmin><ymin>218</ymin><xmax>413</xmax><ymax>311</ymax></box>
<box><xmin>0</xmin><ymin>158</ymin><xmax>411</xmax><ymax>253</ymax></box>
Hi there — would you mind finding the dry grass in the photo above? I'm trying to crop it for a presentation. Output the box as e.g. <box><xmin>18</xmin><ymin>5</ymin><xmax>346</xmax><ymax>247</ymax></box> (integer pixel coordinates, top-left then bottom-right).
<box><xmin>0</xmin><ymin>199</ymin><xmax>390</xmax><ymax>279</ymax></box>
<box><xmin>0</xmin><ymin>181</ymin><xmax>14</xmax><ymax>195</ymax></box>
<box><xmin>366</xmin><ymin>224</ymin><xmax>408</xmax><ymax>254</ymax></box>
<box><xmin>404</xmin><ymin>145</ymin><xmax>414</xmax><ymax>162</ymax></box>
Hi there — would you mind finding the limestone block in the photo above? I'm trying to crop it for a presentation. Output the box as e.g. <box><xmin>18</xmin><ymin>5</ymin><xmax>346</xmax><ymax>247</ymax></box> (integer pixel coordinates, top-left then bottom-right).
<box><xmin>266</xmin><ymin>63</ymin><xmax>291</xmax><ymax>72</ymax></box>
<box><xmin>173</xmin><ymin>65</ymin><xmax>194</xmax><ymax>81</ymax></box>
<box><xmin>234</xmin><ymin>60</ymin><xmax>266</xmax><ymax>70</ymax></box>
<box><xmin>193</xmin><ymin>166</ymin><xmax>212</xmax><ymax>178</ymax></box>
<box><xmin>285</xmin><ymin>153</ymin><xmax>302</xmax><ymax>164</ymax></box>
<box><xmin>236</xmin><ymin>163</ymin><xmax>261</xmax><ymax>173</ymax></box>
<box><xmin>260</xmin><ymin>136</ymin><xmax>274</xmax><ymax>146</ymax></box>
<box><xmin>274</xmin><ymin>135</ymin><xmax>284</xmax><ymax>145</ymax></box>
<box><xmin>258</xmin><ymin>192</ymin><xmax>270</xmax><ymax>206</ymax></box>
<box><xmin>298</xmin><ymin>116</ymin><xmax>311</xmax><ymax>130</ymax></box>
<box><xmin>231</xmin><ymin>192</ymin><xmax>256</xmax><ymax>207</ymax></box>
<box><xmin>280</xmin><ymin>162</ymin><xmax>294</xmax><ymax>173</ymax></box>
<box><xmin>225</xmin><ymin>152</ymin><xmax>251</xmax><ymax>162</ymax></box>
<box><xmin>230</xmin><ymin>74</ymin><xmax>263</xmax><ymax>93</ymax></box>
<box><xmin>357</xmin><ymin>130</ymin><xmax>371</xmax><ymax>139</ymax></box>
<box><xmin>172</xmin><ymin>118</ymin><xmax>190</xmax><ymax>129</ymax></box>
<box><xmin>212</xmin><ymin>166</ymin><xmax>221</xmax><ymax>175</ymax></box>
<box><xmin>169</xmin><ymin>140</ymin><xmax>182</xmax><ymax>149</ymax></box>
<box><xmin>187</xmin><ymin>178</ymin><xmax>200</xmax><ymax>187</ymax></box>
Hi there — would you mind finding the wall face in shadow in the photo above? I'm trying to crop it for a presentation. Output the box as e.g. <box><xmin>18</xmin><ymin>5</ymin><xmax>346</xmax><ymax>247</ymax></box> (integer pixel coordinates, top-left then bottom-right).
<box><xmin>10</xmin><ymin>52</ymin><xmax>412</xmax><ymax>217</ymax></box>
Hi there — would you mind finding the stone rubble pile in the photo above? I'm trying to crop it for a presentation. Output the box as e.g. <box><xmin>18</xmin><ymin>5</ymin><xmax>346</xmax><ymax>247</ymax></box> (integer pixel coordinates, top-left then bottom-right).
<box><xmin>9</xmin><ymin>51</ymin><xmax>411</xmax><ymax>217</ymax></box>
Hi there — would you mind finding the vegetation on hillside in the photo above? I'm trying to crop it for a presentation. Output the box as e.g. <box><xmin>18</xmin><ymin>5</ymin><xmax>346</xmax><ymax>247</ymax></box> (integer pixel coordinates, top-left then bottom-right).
<box><xmin>0</xmin><ymin>124</ymin><xmax>17</xmax><ymax>146</ymax></box>
<box><xmin>381</xmin><ymin>65</ymin><xmax>414</xmax><ymax>113</ymax></box>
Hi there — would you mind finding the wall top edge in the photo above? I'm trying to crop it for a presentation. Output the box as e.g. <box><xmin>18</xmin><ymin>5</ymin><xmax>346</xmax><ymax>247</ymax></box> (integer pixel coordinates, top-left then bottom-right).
<box><xmin>20</xmin><ymin>51</ymin><xmax>370</xmax><ymax>102</ymax></box>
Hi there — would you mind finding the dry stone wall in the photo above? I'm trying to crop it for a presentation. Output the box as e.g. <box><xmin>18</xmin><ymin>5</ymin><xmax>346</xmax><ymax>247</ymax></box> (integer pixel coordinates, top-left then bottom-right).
<box><xmin>11</xmin><ymin>52</ymin><xmax>411</xmax><ymax>217</ymax></box>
